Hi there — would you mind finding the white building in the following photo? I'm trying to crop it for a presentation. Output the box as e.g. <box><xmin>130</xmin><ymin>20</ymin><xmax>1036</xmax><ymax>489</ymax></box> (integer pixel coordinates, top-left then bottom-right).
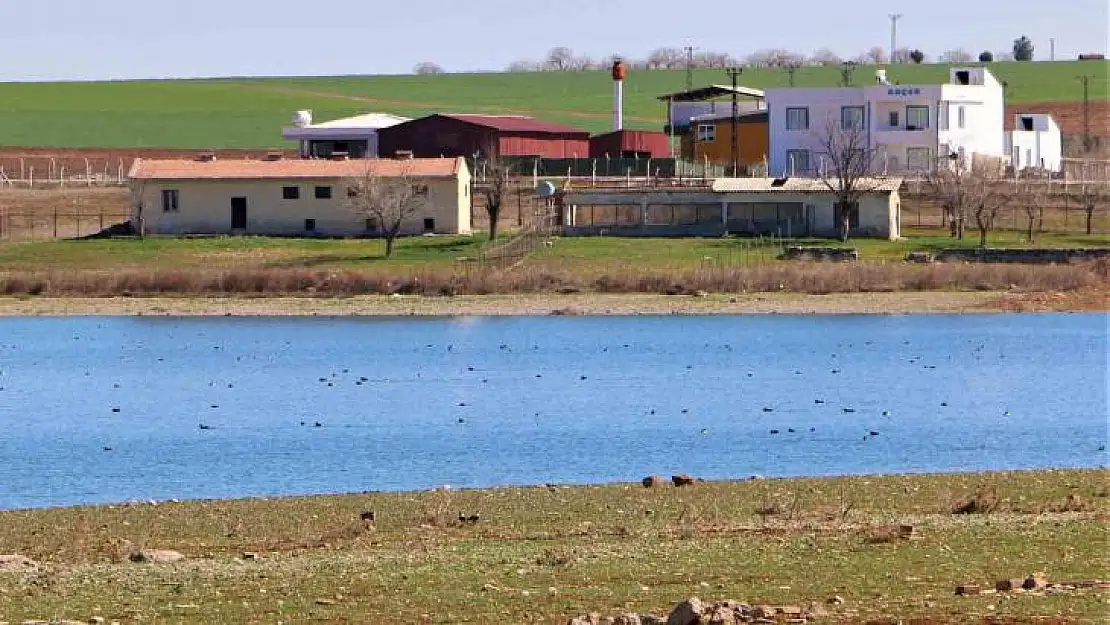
<box><xmin>282</xmin><ymin>111</ymin><xmax>410</xmax><ymax>159</ymax></box>
<box><xmin>1006</xmin><ymin>113</ymin><xmax>1062</xmax><ymax>172</ymax></box>
<box><xmin>766</xmin><ymin>67</ymin><xmax>1006</xmax><ymax>177</ymax></box>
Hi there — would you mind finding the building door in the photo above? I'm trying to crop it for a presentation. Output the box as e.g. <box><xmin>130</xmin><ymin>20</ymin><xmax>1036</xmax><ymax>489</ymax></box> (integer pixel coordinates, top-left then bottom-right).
<box><xmin>231</xmin><ymin>197</ymin><xmax>248</xmax><ymax>230</ymax></box>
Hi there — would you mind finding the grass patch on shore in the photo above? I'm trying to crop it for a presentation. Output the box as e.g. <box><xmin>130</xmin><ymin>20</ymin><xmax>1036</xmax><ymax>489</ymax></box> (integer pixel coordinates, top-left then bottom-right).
<box><xmin>0</xmin><ymin>470</ymin><xmax>1106</xmax><ymax>624</ymax></box>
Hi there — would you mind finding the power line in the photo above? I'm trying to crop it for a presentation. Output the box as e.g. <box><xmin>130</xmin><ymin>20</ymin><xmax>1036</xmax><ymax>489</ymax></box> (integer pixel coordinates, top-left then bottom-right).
<box><xmin>888</xmin><ymin>13</ymin><xmax>903</xmax><ymax>63</ymax></box>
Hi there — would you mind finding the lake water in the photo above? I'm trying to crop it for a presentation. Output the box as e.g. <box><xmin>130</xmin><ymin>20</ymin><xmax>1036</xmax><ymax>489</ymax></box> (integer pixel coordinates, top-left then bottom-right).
<box><xmin>0</xmin><ymin>313</ymin><xmax>1105</xmax><ymax>510</ymax></box>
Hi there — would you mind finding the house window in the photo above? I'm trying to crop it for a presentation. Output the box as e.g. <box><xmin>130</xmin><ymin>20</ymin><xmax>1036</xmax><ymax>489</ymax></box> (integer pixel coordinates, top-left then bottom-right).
<box><xmin>160</xmin><ymin>189</ymin><xmax>179</xmax><ymax>213</ymax></box>
<box><xmin>423</xmin><ymin>218</ymin><xmax>435</xmax><ymax>232</ymax></box>
<box><xmin>906</xmin><ymin>147</ymin><xmax>932</xmax><ymax>171</ymax></box>
<box><xmin>413</xmin><ymin>184</ymin><xmax>430</xmax><ymax>197</ymax></box>
<box><xmin>888</xmin><ymin>111</ymin><xmax>900</xmax><ymax>128</ymax></box>
<box><xmin>957</xmin><ymin>106</ymin><xmax>966</xmax><ymax>129</ymax></box>
<box><xmin>282</xmin><ymin>186</ymin><xmax>300</xmax><ymax>200</ymax></box>
<box><xmin>785</xmin><ymin>107</ymin><xmax>809</xmax><ymax>130</ymax></box>
<box><xmin>365</xmin><ymin>218</ymin><xmax>378</xmax><ymax>232</ymax></box>
<box><xmin>786</xmin><ymin>149</ymin><xmax>810</xmax><ymax>174</ymax></box>
<box><xmin>304</xmin><ymin>218</ymin><xmax>316</xmax><ymax>232</ymax></box>
<box><xmin>906</xmin><ymin>106</ymin><xmax>929</xmax><ymax>129</ymax></box>
<box><xmin>696</xmin><ymin>124</ymin><xmax>716</xmax><ymax>142</ymax></box>
<box><xmin>841</xmin><ymin>106</ymin><xmax>865</xmax><ymax>130</ymax></box>
<box><xmin>314</xmin><ymin>186</ymin><xmax>332</xmax><ymax>199</ymax></box>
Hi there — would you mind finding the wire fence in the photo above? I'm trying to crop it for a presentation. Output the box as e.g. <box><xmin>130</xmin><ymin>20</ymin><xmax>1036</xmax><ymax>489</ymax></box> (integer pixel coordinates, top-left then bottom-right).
<box><xmin>0</xmin><ymin>211</ymin><xmax>130</xmax><ymax>242</ymax></box>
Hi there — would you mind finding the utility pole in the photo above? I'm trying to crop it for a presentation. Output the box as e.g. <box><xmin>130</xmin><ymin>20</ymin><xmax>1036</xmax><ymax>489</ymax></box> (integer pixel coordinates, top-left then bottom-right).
<box><xmin>1078</xmin><ymin>74</ymin><xmax>1093</xmax><ymax>151</ymax></box>
<box><xmin>1050</xmin><ymin>38</ymin><xmax>1056</xmax><ymax>61</ymax></box>
<box><xmin>786</xmin><ymin>63</ymin><xmax>800</xmax><ymax>87</ymax></box>
<box><xmin>888</xmin><ymin>13</ymin><xmax>903</xmax><ymax>63</ymax></box>
<box><xmin>840</xmin><ymin>61</ymin><xmax>857</xmax><ymax>87</ymax></box>
<box><xmin>726</xmin><ymin>66</ymin><xmax>743</xmax><ymax>177</ymax></box>
<box><xmin>684</xmin><ymin>46</ymin><xmax>697</xmax><ymax>91</ymax></box>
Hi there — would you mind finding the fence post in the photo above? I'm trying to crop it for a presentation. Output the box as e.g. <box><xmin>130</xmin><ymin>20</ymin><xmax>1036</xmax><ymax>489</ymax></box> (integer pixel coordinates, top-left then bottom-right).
<box><xmin>53</xmin><ymin>207</ymin><xmax>58</xmax><ymax>239</ymax></box>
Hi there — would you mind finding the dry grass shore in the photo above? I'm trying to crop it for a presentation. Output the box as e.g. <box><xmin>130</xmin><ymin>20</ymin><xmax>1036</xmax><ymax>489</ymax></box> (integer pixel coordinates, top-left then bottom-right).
<box><xmin>1</xmin><ymin>469</ymin><xmax>1107</xmax><ymax>624</ymax></box>
<box><xmin>0</xmin><ymin>288</ymin><xmax>1105</xmax><ymax>317</ymax></box>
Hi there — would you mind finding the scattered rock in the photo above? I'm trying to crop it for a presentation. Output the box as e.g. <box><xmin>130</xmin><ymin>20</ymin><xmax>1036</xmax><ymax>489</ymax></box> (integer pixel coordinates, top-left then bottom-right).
<box><xmin>827</xmin><ymin>595</ymin><xmax>845</xmax><ymax>605</ymax></box>
<box><xmin>898</xmin><ymin>524</ymin><xmax>917</xmax><ymax>540</ymax></box>
<box><xmin>706</xmin><ymin>605</ymin><xmax>736</xmax><ymax>624</ymax></box>
<box><xmin>666</xmin><ymin>597</ymin><xmax>704</xmax><ymax>625</ymax></box>
<box><xmin>956</xmin><ymin>583</ymin><xmax>982</xmax><ymax>596</ymax></box>
<box><xmin>613</xmin><ymin>614</ymin><xmax>642</xmax><ymax>625</ymax></box>
<box><xmin>642</xmin><ymin>475</ymin><xmax>666</xmax><ymax>488</ymax></box>
<box><xmin>89</xmin><ymin>618</ymin><xmax>107</xmax><ymax>625</ymax></box>
<box><xmin>128</xmin><ymin>549</ymin><xmax>185</xmax><ymax>564</ymax></box>
<box><xmin>996</xmin><ymin>578</ymin><xmax>1025</xmax><ymax>592</ymax></box>
<box><xmin>803</xmin><ymin>601</ymin><xmax>830</xmax><ymax>618</ymax></box>
<box><xmin>241</xmin><ymin>552</ymin><xmax>259</xmax><ymax>560</ymax></box>
<box><xmin>750</xmin><ymin>605</ymin><xmax>777</xmax><ymax>619</ymax></box>
<box><xmin>640</xmin><ymin>616</ymin><xmax>666</xmax><ymax>625</ymax></box>
<box><xmin>0</xmin><ymin>554</ymin><xmax>38</xmax><ymax>573</ymax></box>
<box><xmin>315</xmin><ymin>598</ymin><xmax>337</xmax><ymax>606</ymax></box>
<box><xmin>671</xmin><ymin>474</ymin><xmax>697</xmax><ymax>487</ymax></box>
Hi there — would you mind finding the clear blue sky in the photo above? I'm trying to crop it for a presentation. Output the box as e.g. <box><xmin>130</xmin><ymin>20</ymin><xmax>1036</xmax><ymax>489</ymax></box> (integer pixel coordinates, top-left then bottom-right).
<box><xmin>1</xmin><ymin>0</ymin><xmax>1106</xmax><ymax>81</ymax></box>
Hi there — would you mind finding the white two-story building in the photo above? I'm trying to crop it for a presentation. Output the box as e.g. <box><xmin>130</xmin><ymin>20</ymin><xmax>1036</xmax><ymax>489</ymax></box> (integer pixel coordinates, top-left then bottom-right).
<box><xmin>765</xmin><ymin>67</ymin><xmax>1006</xmax><ymax>177</ymax></box>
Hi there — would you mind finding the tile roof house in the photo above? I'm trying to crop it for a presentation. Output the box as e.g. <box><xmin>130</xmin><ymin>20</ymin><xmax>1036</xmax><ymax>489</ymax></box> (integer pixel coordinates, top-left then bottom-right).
<box><xmin>129</xmin><ymin>156</ymin><xmax>472</xmax><ymax>237</ymax></box>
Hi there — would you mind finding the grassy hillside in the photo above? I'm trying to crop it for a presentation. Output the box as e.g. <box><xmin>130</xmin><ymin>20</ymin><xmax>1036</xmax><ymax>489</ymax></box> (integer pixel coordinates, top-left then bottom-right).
<box><xmin>0</xmin><ymin>61</ymin><xmax>1104</xmax><ymax>149</ymax></box>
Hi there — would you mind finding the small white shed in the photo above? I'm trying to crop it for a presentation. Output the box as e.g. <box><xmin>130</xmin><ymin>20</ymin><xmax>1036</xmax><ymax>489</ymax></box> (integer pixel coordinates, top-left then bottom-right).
<box><xmin>1006</xmin><ymin>114</ymin><xmax>1062</xmax><ymax>172</ymax></box>
<box><xmin>282</xmin><ymin>111</ymin><xmax>411</xmax><ymax>159</ymax></box>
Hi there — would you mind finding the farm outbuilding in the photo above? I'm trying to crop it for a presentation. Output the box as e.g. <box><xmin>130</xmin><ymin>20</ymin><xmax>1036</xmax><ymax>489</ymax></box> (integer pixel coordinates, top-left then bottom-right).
<box><xmin>376</xmin><ymin>114</ymin><xmax>591</xmax><ymax>159</ymax></box>
<box><xmin>128</xmin><ymin>156</ymin><xmax>471</xmax><ymax>237</ymax></box>
<box><xmin>282</xmin><ymin>111</ymin><xmax>410</xmax><ymax>159</ymax></box>
<box><xmin>558</xmin><ymin>176</ymin><xmax>903</xmax><ymax>240</ymax></box>
<box><xmin>589</xmin><ymin>130</ymin><xmax>671</xmax><ymax>159</ymax></box>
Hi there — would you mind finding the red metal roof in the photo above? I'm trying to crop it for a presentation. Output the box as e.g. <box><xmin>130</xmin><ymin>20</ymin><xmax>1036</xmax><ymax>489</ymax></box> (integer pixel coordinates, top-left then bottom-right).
<box><xmin>128</xmin><ymin>157</ymin><xmax>464</xmax><ymax>180</ymax></box>
<box><xmin>436</xmin><ymin>114</ymin><xmax>589</xmax><ymax>135</ymax></box>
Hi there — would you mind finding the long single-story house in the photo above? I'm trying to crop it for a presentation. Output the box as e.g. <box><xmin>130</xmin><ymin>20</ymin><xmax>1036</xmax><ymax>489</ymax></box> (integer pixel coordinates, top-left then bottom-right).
<box><xmin>559</xmin><ymin>176</ymin><xmax>903</xmax><ymax>240</ymax></box>
<box><xmin>128</xmin><ymin>156</ymin><xmax>471</xmax><ymax>236</ymax></box>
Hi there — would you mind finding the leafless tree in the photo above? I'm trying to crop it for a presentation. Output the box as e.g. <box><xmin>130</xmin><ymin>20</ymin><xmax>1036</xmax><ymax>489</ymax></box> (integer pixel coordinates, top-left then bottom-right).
<box><xmin>966</xmin><ymin>157</ymin><xmax>1008</xmax><ymax>247</ymax></box>
<box><xmin>926</xmin><ymin>159</ymin><xmax>970</xmax><ymax>240</ymax></box>
<box><xmin>413</xmin><ymin>62</ymin><xmax>445</xmax><ymax>75</ymax></box>
<box><xmin>347</xmin><ymin>166</ymin><xmax>429</xmax><ymax>258</ymax></box>
<box><xmin>746</xmin><ymin>48</ymin><xmax>806</xmax><ymax>68</ymax></box>
<box><xmin>939</xmin><ymin>48</ymin><xmax>974</xmax><ymax>63</ymax></box>
<box><xmin>809</xmin><ymin>48</ymin><xmax>843</xmax><ymax>67</ymax></box>
<box><xmin>545</xmin><ymin>47</ymin><xmax>576</xmax><ymax>71</ymax></box>
<box><xmin>993</xmin><ymin>50</ymin><xmax>1016</xmax><ymax>62</ymax></box>
<box><xmin>506</xmin><ymin>60</ymin><xmax>539</xmax><ymax>72</ymax></box>
<box><xmin>813</xmin><ymin>117</ymin><xmax>883</xmax><ymax>241</ymax></box>
<box><xmin>480</xmin><ymin>151</ymin><xmax>513</xmax><ymax>241</ymax></box>
<box><xmin>646</xmin><ymin>47</ymin><xmax>683</xmax><ymax>69</ymax></box>
<box><xmin>696</xmin><ymin>51</ymin><xmax>738</xmax><ymax>68</ymax></box>
<box><xmin>864</xmin><ymin>46</ymin><xmax>886</xmax><ymax>65</ymax></box>
<box><xmin>1076</xmin><ymin>181</ymin><xmax>1110</xmax><ymax>235</ymax></box>
<box><xmin>890</xmin><ymin>48</ymin><xmax>915</xmax><ymax>64</ymax></box>
<box><xmin>1013</xmin><ymin>170</ymin><xmax>1051</xmax><ymax>242</ymax></box>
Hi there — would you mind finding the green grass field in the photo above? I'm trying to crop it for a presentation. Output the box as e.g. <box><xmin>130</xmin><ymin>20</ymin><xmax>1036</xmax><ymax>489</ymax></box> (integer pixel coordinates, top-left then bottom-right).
<box><xmin>0</xmin><ymin>470</ymin><xmax>1106</xmax><ymax>624</ymax></box>
<box><xmin>0</xmin><ymin>61</ymin><xmax>1103</xmax><ymax>149</ymax></box>
<box><xmin>0</xmin><ymin>229</ymin><xmax>1102</xmax><ymax>274</ymax></box>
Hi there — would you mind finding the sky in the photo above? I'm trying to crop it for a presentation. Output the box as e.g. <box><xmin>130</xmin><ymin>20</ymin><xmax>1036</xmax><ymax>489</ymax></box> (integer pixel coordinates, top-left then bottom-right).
<box><xmin>0</xmin><ymin>0</ymin><xmax>1106</xmax><ymax>81</ymax></box>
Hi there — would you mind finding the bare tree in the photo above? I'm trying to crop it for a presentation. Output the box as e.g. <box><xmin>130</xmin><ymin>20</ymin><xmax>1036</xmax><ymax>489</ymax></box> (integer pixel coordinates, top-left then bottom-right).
<box><xmin>814</xmin><ymin>117</ymin><xmax>883</xmax><ymax>241</ymax></box>
<box><xmin>939</xmin><ymin>48</ymin><xmax>974</xmax><ymax>63</ymax></box>
<box><xmin>1014</xmin><ymin>171</ymin><xmax>1051</xmax><ymax>242</ymax></box>
<box><xmin>413</xmin><ymin>61</ymin><xmax>444</xmax><ymax>75</ymax></box>
<box><xmin>347</xmin><ymin>166</ymin><xmax>429</xmax><ymax>258</ymax></box>
<box><xmin>925</xmin><ymin>156</ymin><xmax>973</xmax><ymax>240</ymax></box>
<box><xmin>506</xmin><ymin>59</ymin><xmax>539</xmax><ymax>72</ymax></box>
<box><xmin>646</xmin><ymin>47</ymin><xmax>683</xmax><ymax>69</ymax></box>
<box><xmin>967</xmin><ymin>157</ymin><xmax>1008</xmax><ymax>247</ymax></box>
<box><xmin>480</xmin><ymin>152</ymin><xmax>513</xmax><ymax>241</ymax></box>
<box><xmin>890</xmin><ymin>47</ymin><xmax>915</xmax><ymax>64</ymax></box>
<box><xmin>809</xmin><ymin>48</ymin><xmax>843</xmax><ymax>67</ymax></box>
<box><xmin>545</xmin><ymin>47</ymin><xmax>575</xmax><ymax>71</ymax></box>
<box><xmin>864</xmin><ymin>46</ymin><xmax>886</xmax><ymax>65</ymax></box>
<box><xmin>746</xmin><ymin>48</ymin><xmax>806</xmax><ymax>68</ymax></box>
<box><xmin>1076</xmin><ymin>181</ymin><xmax>1110</xmax><ymax>235</ymax></box>
<box><xmin>696</xmin><ymin>51</ymin><xmax>738</xmax><ymax>68</ymax></box>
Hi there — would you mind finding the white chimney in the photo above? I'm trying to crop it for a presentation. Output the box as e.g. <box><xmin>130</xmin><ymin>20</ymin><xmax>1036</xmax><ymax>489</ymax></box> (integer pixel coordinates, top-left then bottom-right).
<box><xmin>611</xmin><ymin>60</ymin><xmax>627</xmax><ymax>132</ymax></box>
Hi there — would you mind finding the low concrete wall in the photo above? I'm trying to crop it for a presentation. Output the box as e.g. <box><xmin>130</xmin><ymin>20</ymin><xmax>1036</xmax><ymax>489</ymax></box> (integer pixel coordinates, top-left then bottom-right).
<box><xmin>779</xmin><ymin>247</ymin><xmax>860</xmax><ymax>262</ymax></box>
<box><xmin>563</xmin><ymin>225</ymin><xmax>729</xmax><ymax>237</ymax></box>
<box><xmin>917</xmin><ymin>248</ymin><xmax>1110</xmax><ymax>264</ymax></box>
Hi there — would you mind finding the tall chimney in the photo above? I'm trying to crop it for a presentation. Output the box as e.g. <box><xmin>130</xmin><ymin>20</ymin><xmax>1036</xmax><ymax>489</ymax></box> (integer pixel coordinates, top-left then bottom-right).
<box><xmin>611</xmin><ymin>59</ymin><xmax>627</xmax><ymax>132</ymax></box>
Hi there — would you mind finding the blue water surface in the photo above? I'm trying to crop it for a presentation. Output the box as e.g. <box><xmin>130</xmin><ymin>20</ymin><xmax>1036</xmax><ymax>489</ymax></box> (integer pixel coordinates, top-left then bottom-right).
<box><xmin>0</xmin><ymin>313</ymin><xmax>1105</xmax><ymax>510</ymax></box>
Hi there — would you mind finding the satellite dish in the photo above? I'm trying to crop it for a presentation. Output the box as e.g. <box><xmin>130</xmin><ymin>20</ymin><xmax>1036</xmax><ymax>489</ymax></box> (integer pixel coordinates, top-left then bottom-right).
<box><xmin>535</xmin><ymin>180</ymin><xmax>557</xmax><ymax>198</ymax></box>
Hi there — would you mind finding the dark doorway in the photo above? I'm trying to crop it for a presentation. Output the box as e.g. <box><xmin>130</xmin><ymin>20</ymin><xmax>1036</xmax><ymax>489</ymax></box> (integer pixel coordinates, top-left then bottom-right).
<box><xmin>423</xmin><ymin>218</ymin><xmax>435</xmax><ymax>233</ymax></box>
<box><xmin>231</xmin><ymin>197</ymin><xmax>248</xmax><ymax>230</ymax></box>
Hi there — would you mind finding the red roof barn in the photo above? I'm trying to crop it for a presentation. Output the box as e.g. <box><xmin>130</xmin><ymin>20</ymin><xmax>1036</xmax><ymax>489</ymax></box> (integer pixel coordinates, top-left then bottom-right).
<box><xmin>589</xmin><ymin>130</ymin><xmax>672</xmax><ymax>159</ymax></box>
<box><xmin>377</xmin><ymin>114</ymin><xmax>591</xmax><ymax>159</ymax></box>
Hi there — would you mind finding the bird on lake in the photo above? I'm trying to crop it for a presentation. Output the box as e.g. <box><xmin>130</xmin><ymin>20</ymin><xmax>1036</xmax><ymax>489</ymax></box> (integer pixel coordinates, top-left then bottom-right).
<box><xmin>814</xmin><ymin>399</ymin><xmax>825</xmax><ymax>404</ymax></box>
<box><xmin>198</xmin><ymin>424</ymin><xmax>212</xmax><ymax>430</ymax></box>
